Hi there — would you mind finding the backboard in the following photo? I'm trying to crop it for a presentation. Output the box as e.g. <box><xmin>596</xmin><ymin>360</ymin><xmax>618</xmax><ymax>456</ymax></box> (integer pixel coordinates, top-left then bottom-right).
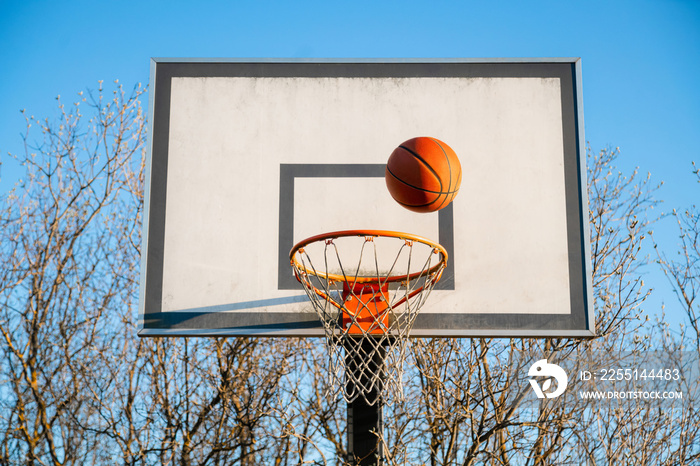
<box><xmin>138</xmin><ymin>59</ymin><xmax>594</xmax><ymax>338</ymax></box>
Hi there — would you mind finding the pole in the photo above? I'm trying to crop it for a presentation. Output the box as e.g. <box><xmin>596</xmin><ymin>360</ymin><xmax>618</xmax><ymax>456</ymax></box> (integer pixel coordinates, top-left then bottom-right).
<box><xmin>346</xmin><ymin>338</ymin><xmax>384</xmax><ymax>466</ymax></box>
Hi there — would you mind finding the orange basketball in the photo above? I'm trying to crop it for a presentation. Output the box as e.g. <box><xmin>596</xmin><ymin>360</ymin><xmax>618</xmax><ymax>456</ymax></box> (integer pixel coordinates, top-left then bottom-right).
<box><xmin>385</xmin><ymin>137</ymin><xmax>462</xmax><ymax>213</ymax></box>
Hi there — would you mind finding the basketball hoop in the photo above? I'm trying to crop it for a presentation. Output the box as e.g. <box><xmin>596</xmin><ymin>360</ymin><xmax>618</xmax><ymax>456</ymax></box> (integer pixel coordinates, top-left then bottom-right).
<box><xmin>290</xmin><ymin>230</ymin><xmax>447</xmax><ymax>405</ymax></box>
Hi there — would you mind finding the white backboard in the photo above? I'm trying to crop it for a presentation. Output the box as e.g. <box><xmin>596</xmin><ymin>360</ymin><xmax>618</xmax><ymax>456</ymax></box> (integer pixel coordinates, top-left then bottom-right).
<box><xmin>139</xmin><ymin>59</ymin><xmax>594</xmax><ymax>337</ymax></box>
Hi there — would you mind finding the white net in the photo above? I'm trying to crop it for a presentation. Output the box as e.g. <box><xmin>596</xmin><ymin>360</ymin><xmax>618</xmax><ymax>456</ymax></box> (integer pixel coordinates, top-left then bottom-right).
<box><xmin>290</xmin><ymin>231</ymin><xmax>447</xmax><ymax>405</ymax></box>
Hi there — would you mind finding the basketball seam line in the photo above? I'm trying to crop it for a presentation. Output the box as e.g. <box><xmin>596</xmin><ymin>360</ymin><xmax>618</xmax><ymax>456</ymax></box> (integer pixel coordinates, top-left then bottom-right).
<box><xmin>386</xmin><ymin>167</ymin><xmax>458</xmax><ymax>195</ymax></box>
<box><xmin>428</xmin><ymin>137</ymin><xmax>452</xmax><ymax>211</ymax></box>
<box><xmin>392</xmin><ymin>197</ymin><xmax>446</xmax><ymax>209</ymax></box>
<box><xmin>397</xmin><ymin>144</ymin><xmax>444</xmax><ymax>193</ymax></box>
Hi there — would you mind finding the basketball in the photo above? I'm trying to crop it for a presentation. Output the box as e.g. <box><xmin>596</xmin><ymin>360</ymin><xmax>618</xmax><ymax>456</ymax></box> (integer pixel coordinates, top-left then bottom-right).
<box><xmin>385</xmin><ymin>137</ymin><xmax>462</xmax><ymax>213</ymax></box>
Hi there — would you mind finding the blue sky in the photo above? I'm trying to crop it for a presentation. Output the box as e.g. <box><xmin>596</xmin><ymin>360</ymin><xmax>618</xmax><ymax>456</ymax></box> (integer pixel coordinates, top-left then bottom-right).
<box><xmin>1</xmin><ymin>0</ymin><xmax>698</xmax><ymax>326</ymax></box>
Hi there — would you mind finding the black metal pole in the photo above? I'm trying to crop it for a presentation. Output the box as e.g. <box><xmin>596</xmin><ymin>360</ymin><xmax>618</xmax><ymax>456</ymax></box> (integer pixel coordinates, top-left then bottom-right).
<box><xmin>346</xmin><ymin>338</ymin><xmax>385</xmax><ymax>466</ymax></box>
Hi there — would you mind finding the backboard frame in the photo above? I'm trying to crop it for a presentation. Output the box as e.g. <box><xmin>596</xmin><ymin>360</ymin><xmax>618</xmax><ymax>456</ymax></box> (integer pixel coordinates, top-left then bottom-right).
<box><xmin>138</xmin><ymin>58</ymin><xmax>594</xmax><ymax>338</ymax></box>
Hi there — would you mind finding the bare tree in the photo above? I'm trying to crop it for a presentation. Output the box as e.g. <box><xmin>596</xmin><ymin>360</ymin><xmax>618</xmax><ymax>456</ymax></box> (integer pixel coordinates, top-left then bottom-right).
<box><xmin>0</xmin><ymin>81</ymin><xmax>147</xmax><ymax>464</ymax></box>
<box><xmin>1</xmin><ymin>83</ymin><xmax>698</xmax><ymax>466</ymax></box>
<box><xmin>656</xmin><ymin>162</ymin><xmax>700</xmax><ymax>350</ymax></box>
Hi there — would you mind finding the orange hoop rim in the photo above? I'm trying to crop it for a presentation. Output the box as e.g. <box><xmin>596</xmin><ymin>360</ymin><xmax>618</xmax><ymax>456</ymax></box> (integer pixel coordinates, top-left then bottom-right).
<box><xmin>289</xmin><ymin>229</ymin><xmax>448</xmax><ymax>285</ymax></box>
